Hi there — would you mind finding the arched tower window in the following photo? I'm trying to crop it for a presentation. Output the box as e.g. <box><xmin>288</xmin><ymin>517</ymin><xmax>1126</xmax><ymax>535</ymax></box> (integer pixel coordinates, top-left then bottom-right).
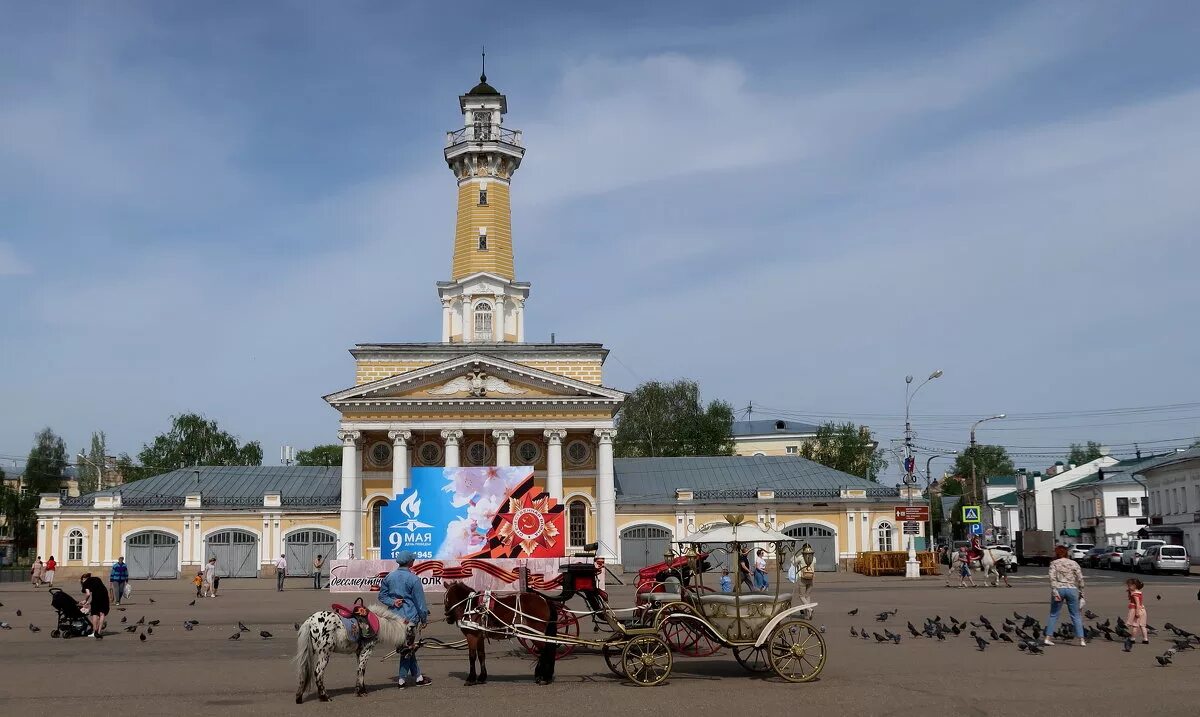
<box><xmin>877</xmin><ymin>522</ymin><xmax>894</xmax><ymax>552</ymax></box>
<box><xmin>568</xmin><ymin>500</ymin><xmax>588</xmax><ymax>548</ymax></box>
<box><xmin>474</xmin><ymin>302</ymin><xmax>492</xmax><ymax>341</ymax></box>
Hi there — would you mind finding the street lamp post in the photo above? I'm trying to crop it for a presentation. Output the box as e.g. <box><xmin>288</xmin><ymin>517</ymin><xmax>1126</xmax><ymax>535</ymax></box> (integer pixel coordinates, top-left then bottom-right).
<box><xmin>77</xmin><ymin>452</ymin><xmax>105</xmax><ymax>493</ymax></box>
<box><xmin>925</xmin><ymin>452</ymin><xmax>957</xmax><ymax>545</ymax></box>
<box><xmin>904</xmin><ymin>370</ymin><xmax>943</xmax><ymax>578</ymax></box>
<box><xmin>969</xmin><ymin>414</ymin><xmax>1006</xmax><ymax>541</ymax></box>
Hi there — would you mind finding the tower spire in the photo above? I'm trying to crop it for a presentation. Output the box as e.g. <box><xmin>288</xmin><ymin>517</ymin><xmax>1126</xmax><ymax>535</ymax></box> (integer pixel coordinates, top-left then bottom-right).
<box><xmin>481</xmin><ymin>46</ymin><xmax>486</xmax><ymax>83</ymax></box>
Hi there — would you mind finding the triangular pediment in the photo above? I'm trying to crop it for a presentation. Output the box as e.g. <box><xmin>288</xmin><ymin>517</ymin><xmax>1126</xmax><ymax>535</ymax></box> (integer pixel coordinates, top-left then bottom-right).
<box><xmin>324</xmin><ymin>353</ymin><xmax>624</xmax><ymax>407</ymax></box>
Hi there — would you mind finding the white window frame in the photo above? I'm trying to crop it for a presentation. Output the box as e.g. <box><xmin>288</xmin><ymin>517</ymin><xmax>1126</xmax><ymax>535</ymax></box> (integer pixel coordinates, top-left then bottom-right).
<box><xmin>567</xmin><ymin>499</ymin><xmax>588</xmax><ymax>548</ymax></box>
<box><xmin>67</xmin><ymin>529</ymin><xmax>84</xmax><ymax>562</ymax></box>
<box><xmin>474</xmin><ymin>302</ymin><xmax>493</xmax><ymax>341</ymax></box>
<box><xmin>877</xmin><ymin>522</ymin><xmax>894</xmax><ymax>552</ymax></box>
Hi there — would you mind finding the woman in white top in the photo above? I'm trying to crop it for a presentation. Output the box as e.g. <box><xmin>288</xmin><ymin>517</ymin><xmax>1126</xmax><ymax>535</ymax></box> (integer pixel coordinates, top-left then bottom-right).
<box><xmin>754</xmin><ymin>548</ymin><xmax>769</xmax><ymax>590</ymax></box>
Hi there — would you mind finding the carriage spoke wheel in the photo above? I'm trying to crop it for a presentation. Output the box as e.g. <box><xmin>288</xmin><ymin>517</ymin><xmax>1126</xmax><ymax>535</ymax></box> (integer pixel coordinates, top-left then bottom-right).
<box><xmin>621</xmin><ymin>634</ymin><xmax>672</xmax><ymax>686</ymax></box>
<box><xmin>767</xmin><ymin>619</ymin><xmax>826</xmax><ymax>683</ymax></box>
<box><xmin>733</xmin><ymin>645</ymin><xmax>771</xmax><ymax>673</ymax></box>
<box><xmin>518</xmin><ymin>609</ymin><xmax>580</xmax><ymax>658</ymax></box>
<box><xmin>659</xmin><ymin>618</ymin><xmax>721</xmax><ymax>657</ymax></box>
<box><xmin>602</xmin><ymin>642</ymin><xmax>626</xmax><ymax>678</ymax></box>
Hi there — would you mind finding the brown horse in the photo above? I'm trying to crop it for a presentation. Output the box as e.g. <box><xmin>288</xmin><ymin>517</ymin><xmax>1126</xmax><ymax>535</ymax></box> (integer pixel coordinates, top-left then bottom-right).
<box><xmin>443</xmin><ymin>581</ymin><xmax>558</xmax><ymax>685</ymax></box>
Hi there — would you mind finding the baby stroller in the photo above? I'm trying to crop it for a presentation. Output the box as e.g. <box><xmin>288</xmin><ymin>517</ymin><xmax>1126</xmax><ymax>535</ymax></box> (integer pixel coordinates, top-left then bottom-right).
<box><xmin>49</xmin><ymin>587</ymin><xmax>92</xmax><ymax>638</ymax></box>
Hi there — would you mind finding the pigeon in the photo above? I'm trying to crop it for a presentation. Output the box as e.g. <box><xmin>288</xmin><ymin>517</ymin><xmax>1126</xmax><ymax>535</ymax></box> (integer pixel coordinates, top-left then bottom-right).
<box><xmin>188</xmin><ymin>600</ymin><xmax>196</xmax><ymax>607</ymax></box>
<box><xmin>0</xmin><ymin>622</ymin><xmax>10</xmax><ymax>630</ymax></box>
<box><xmin>1084</xmin><ymin>609</ymin><xmax>1098</xmax><ymax>620</ymax></box>
<box><xmin>873</xmin><ymin>632</ymin><xmax>887</xmax><ymax>643</ymax></box>
<box><xmin>979</xmin><ymin>615</ymin><xmax>992</xmax><ymax>628</ymax></box>
<box><xmin>1123</xmin><ymin>636</ymin><xmax>1134</xmax><ymax>652</ymax></box>
<box><xmin>875</xmin><ymin>612</ymin><xmax>891</xmax><ymax>622</ymax></box>
<box><xmin>187</xmin><ymin>620</ymin><xmax>199</xmax><ymax>625</ymax></box>
<box><xmin>908</xmin><ymin>624</ymin><xmax>922</xmax><ymax>638</ymax></box>
<box><xmin>238</xmin><ymin>621</ymin><xmax>250</xmax><ymax>633</ymax></box>
<box><xmin>1156</xmin><ymin>654</ymin><xmax>1172</xmax><ymax>666</ymax></box>
<box><xmin>124</xmin><ymin>626</ymin><xmax>137</xmax><ymax>633</ymax></box>
<box><xmin>884</xmin><ymin>629</ymin><xmax>898</xmax><ymax>640</ymax></box>
<box><xmin>847</xmin><ymin>608</ymin><xmax>859</xmax><ymax>615</ymax></box>
<box><xmin>971</xmin><ymin>631</ymin><xmax>988</xmax><ymax>651</ymax></box>
<box><xmin>951</xmin><ymin>624</ymin><xmax>961</xmax><ymax>636</ymax></box>
<box><xmin>149</xmin><ymin>598</ymin><xmax>156</xmax><ymax>603</ymax></box>
<box><xmin>1002</xmin><ymin>623</ymin><xmax>1014</xmax><ymax>634</ymax></box>
<box><xmin>259</xmin><ymin>630</ymin><xmax>273</xmax><ymax>639</ymax></box>
<box><xmin>861</xmin><ymin>630</ymin><xmax>869</xmax><ymax>641</ymax></box>
<box><xmin>148</xmin><ymin>620</ymin><xmax>160</xmax><ymax>626</ymax></box>
<box><xmin>228</xmin><ymin>632</ymin><xmax>240</xmax><ymax>641</ymax></box>
<box><xmin>117</xmin><ymin>607</ymin><xmax>126</xmax><ymax>612</ymax></box>
<box><xmin>1026</xmin><ymin>642</ymin><xmax>1044</xmax><ymax>655</ymax></box>
<box><xmin>850</xmin><ymin>627</ymin><xmax>858</xmax><ymax>637</ymax></box>
<box><xmin>819</xmin><ymin>626</ymin><xmax>826</xmax><ymax>634</ymax></box>
<box><xmin>998</xmin><ymin>633</ymin><xmax>1014</xmax><ymax>643</ymax></box>
<box><xmin>294</xmin><ymin>622</ymin><xmax>300</xmax><ymax>632</ymax></box>
<box><xmin>1017</xmin><ymin>643</ymin><xmax>1027</xmax><ymax>651</ymax></box>
<box><xmin>28</xmin><ymin>624</ymin><xmax>40</xmax><ymax>632</ymax></box>
<box><xmin>15</xmin><ymin>610</ymin><xmax>21</xmax><ymax>617</ymax></box>
<box><xmin>0</xmin><ymin>601</ymin><xmax>4</xmax><ymax>606</ymax></box>
<box><xmin>136</xmin><ymin>616</ymin><xmax>145</xmax><ymax>625</ymax></box>
<box><xmin>1196</xmin><ymin>589</ymin><xmax>1199</xmax><ymax>601</ymax></box>
<box><xmin>1156</xmin><ymin>595</ymin><xmax>1161</xmax><ymax>601</ymax></box>
<box><xmin>1012</xmin><ymin>611</ymin><xmax>1023</xmax><ymax>620</ymax></box>
<box><xmin>139</xmin><ymin>632</ymin><xmax>147</xmax><ymax>642</ymax></box>
<box><xmin>1105</xmin><ymin>632</ymin><xmax>1115</xmax><ymax>642</ymax></box>
<box><xmin>1147</xmin><ymin>625</ymin><xmax>1158</xmax><ymax>635</ymax></box>
<box><xmin>146</xmin><ymin>627</ymin><xmax>153</xmax><ymax>635</ymax></box>
<box><xmin>184</xmin><ymin>622</ymin><xmax>193</xmax><ymax>631</ymax></box>
<box><xmin>1015</xmin><ymin>627</ymin><xmax>1031</xmax><ymax>641</ymax></box>
<box><xmin>1022</xmin><ymin>617</ymin><xmax>1037</xmax><ymax>629</ymax></box>
<box><xmin>989</xmin><ymin>629</ymin><xmax>1000</xmax><ymax>641</ymax></box>
<box><xmin>1117</xmin><ymin>616</ymin><xmax>1128</xmax><ymax>630</ymax></box>
<box><xmin>120</xmin><ymin>617</ymin><xmax>127</xmax><ymax>623</ymax></box>
<box><xmin>891</xmin><ymin>634</ymin><xmax>901</xmax><ymax>644</ymax></box>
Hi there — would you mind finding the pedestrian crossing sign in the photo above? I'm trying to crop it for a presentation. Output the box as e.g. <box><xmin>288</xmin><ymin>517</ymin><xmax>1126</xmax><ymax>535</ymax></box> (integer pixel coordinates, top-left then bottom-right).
<box><xmin>962</xmin><ymin>506</ymin><xmax>981</xmax><ymax>523</ymax></box>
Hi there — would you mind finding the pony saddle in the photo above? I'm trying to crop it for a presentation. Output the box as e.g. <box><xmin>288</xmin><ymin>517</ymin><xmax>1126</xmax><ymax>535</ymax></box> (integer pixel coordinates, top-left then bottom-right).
<box><xmin>332</xmin><ymin>598</ymin><xmax>379</xmax><ymax>641</ymax></box>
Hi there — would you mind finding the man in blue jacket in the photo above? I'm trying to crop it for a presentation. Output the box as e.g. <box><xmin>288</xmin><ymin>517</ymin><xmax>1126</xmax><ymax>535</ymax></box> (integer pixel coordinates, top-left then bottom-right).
<box><xmin>378</xmin><ymin>551</ymin><xmax>431</xmax><ymax>689</ymax></box>
<box><xmin>109</xmin><ymin>556</ymin><xmax>129</xmax><ymax>606</ymax></box>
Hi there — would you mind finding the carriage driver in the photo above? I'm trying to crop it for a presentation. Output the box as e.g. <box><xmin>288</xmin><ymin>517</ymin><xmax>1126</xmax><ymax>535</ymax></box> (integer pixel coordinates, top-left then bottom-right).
<box><xmin>378</xmin><ymin>550</ymin><xmax>432</xmax><ymax>689</ymax></box>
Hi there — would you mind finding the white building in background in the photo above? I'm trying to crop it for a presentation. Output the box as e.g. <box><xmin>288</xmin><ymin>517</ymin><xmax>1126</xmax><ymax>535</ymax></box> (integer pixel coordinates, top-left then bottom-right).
<box><xmin>1016</xmin><ymin>457</ymin><xmax>1118</xmax><ymax>538</ymax></box>
<box><xmin>1051</xmin><ymin>457</ymin><xmax>1156</xmax><ymax>547</ymax></box>
<box><xmin>1140</xmin><ymin>446</ymin><xmax>1200</xmax><ymax>562</ymax></box>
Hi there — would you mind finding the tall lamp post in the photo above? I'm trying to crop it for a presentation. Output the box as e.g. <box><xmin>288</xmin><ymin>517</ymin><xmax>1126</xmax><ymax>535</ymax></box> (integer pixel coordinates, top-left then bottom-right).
<box><xmin>904</xmin><ymin>370</ymin><xmax>943</xmax><ymax>578</ymax></box>
<box><xmin>77</xmin><ymin>452</ymin><xmax>105</xmax><ymax>493</ymax></box>
<box><xmin>925</xmin><ymin>451</ymin><xmax>957</xmax><ymax>545</ymax></box>
<box><xmin>969</xmin><ymin>414</ymin><xmax>1006</xmax><ymax>541</ymax></box>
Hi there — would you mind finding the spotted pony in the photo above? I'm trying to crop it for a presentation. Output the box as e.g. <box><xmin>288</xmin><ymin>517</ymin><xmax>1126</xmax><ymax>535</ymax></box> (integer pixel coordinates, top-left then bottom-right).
<box><xmin>294</xmin><ymin>603</ymin><xmax>412</xmax><ymax>703</ymax></box>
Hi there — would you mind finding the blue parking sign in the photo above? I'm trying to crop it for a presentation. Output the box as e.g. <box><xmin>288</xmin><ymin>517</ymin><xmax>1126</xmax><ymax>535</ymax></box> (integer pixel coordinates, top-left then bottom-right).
<box><xmin>969</xmin><ymin>523</ymin><xmax>983</xmax><ymax>536</ymax></box>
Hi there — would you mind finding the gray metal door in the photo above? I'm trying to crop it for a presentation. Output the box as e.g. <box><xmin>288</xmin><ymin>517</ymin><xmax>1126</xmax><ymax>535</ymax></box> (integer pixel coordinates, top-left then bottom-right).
<box><xmin>125</xmin><ymin>531</ymin><xmax>179</xmax><ymax>580</ymax></box>
<box><xmin>285</xmin><ymin>530</ymin><xmax>337</xmax><ymax>577</ymax></box>
<box><xmin>783</xmin><ymin>524</ymin><xmax>837</xmax><ymax>572</ymax></box>
<box><xmin>205</xmin><ymin>530</ymin><xmax>259</xmax><ymax>578</ymax></box>
<box><xmin>620</xmin><ymin>525</ymin><xmax>673</xmax><ymax>573</ymax></box>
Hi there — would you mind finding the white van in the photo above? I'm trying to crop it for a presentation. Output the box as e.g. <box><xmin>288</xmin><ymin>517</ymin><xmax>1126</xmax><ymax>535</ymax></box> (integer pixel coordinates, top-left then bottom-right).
<box><xmin>1120</xmin><ymin>539</ymin><xmax>1165</xmax><ymax>570</ymax></box>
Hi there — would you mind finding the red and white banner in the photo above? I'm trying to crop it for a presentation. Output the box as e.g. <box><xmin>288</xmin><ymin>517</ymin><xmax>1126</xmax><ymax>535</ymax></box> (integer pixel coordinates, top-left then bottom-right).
<box><xmin>328</xmin><ymin>558</ymin><xmax>603</xmax><ymax>594</ymax></box>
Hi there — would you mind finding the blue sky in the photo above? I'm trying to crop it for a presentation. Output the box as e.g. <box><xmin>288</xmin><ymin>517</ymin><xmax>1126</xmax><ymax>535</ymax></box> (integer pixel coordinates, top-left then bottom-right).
<box><xmin>2</xmin><ymin>1</ymin><xmax>1198</xmax><ymax>481</ymax></box>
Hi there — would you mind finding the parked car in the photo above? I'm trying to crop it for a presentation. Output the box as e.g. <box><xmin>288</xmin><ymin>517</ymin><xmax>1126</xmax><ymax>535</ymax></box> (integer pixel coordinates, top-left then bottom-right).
<box><xmin>1135</xmin><ymin>544</ymin><xmax>1190</xmax><ymax>575</ymax></box>
<box><xmin>1099</xmin><ymin>545</ymin><xmax>1126</xmax><ymax>570</ymax></box>
<box><xmin>1120</xmin><ymin>539</ymin><xmax>1165</xmax><ymax>570</ymax></box>
<box><xmin>1082</xmin><ymin>546</ymin><xmax>1110</xmax><ymax>568</ymax></box>
<box><xmin>1068</xmin><ymin>543</ymin><xmax>1094</xmax><ymax>561</ymax></box>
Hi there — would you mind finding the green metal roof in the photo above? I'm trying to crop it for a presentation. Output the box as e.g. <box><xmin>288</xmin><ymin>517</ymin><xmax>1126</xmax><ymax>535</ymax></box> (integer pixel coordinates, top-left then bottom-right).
<box><xmin>64</xmin><ymin>466</ymin><xmax>341</xmax><ymax>509</ymax></box>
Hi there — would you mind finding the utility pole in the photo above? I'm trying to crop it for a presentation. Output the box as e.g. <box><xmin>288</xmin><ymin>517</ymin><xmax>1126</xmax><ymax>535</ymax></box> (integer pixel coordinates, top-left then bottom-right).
<box><xmin>904</xmin><ymin>370</ymin><xmax>943</xmax><ymax>578</ymax></box>
<box><xmin>969</xmin><ymin>414</ymin><xmax>1006</xmax><ymax>542</ymax></box>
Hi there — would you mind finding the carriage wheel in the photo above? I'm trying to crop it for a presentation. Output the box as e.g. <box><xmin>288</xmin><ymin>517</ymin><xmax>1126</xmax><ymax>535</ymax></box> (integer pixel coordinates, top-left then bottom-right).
<box><xmin>659</xmin><ymin>618</ymin><xmax>721</xmax><ymax>657</ymax></box>
<box><xmin>733</xmin><ymin>645</ymin><xmax>771</xmax><ymax>673</ymax></box>
<box><xmin>767</xmin><ymin>619</ymin><xmax>826</xmax><ymax>683</ymax></box>
<box><xmin>602</xmin><ymin>643</ymin><xmax>626</xmax><ymax>678</ymax></box>
<box><xmin>621</xmin><ymin>634</ymin><xmax>672</xmax><ymax>686</ymax></box>
<box><xmin>518</xmin><ymin>609</ymin><xmax>580</xmax><ymax>658</ymax></box>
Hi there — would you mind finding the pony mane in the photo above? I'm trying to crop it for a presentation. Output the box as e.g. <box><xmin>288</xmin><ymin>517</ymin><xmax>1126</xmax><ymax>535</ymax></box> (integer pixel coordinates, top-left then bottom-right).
<box><xmin>366</xmin><ymin>602</ymin><xmax>412</xmax><ymax>645</ymax></box>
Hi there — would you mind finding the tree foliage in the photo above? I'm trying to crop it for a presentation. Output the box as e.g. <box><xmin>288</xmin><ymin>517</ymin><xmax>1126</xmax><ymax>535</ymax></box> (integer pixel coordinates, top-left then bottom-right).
<box><xmin>951</xmin><ymin>444</ymin><xmax>1015</xmax><ymax>504</ymax></box>
<box><xmin>615</xmin><ymin>380</ymin><xmax>734</xmax><ymax>458</ymax></box>
<box><xmin>128</xmin><ymin>414</ymin><xmax>263</xmax><ymax>480</ymax></box>
<box><xmin>1067</xmin><ymin>441</ymin><xmax>1104</xmax><ymax>466</ymax></box>
<box><xmin>24</xmin><ymin>427</ymin><xmax>68</xmax><ymax>495</ymax></box>
<box><xmin>78</xmin><ymin>431</ymin><xmax>107</xmax><ymax>495</ymax></box>
<box><xmin>297</xmin><ymin>444</ymin><xmax>343</xmax><ymax>466</ymax></box>
<box><xmin>0</xmin><ymin>474</ymin><xmax>39</xmax><ymax>557</ymax></box>
<box><xmin>798</xmin><ymin>421</ymin><xmax>888</xmax><ymax>481</ymax></box>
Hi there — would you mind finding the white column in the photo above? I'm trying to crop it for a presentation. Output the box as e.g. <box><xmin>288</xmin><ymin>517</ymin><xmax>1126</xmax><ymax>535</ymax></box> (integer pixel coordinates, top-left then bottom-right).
<box><xmin>846</xmin><ymin>514</ymin><xmax>857</xmax><ymax>556</ymax></box>
<box><xmin>90</xmin><ymin>520</ymin><xmax>100</xmax><ymax>565</ymax></box>
<box><xmin>492</xmin><ymin>429</ymin><xmax>514</xmax><ymax>467</ymax></box>
<box><xmin>441</xmin><ymin>299</ymin><xmax>452</xmax><ymax>342</ymax></box>
<box><xmin>514</xmin><ymin>299</ymin><xmax>525</xmax><ymax>342</ymax></box>
<box><xmin>37</xmin><ymin>520</ymin><xmax>47</xmax><ymax>559</ymax></box>
<box><xmin>594</xmin><ymin>428</ymin><xmax>618</xmax><ymax>561</ymax></box>
<box><xmin>105</xmin><ymin>519</ymin><xmax>114</xmax><ymax>563</ymax></box>
<box><xmin>338</xmin><ymin>430</ymin><xmax>362</xmax><ymax>558</ymax></box>
<box><xmin>494</xmin><ymin>294</ymin><xmax>505</xmax><ymax>342</ymax></box>
<box><xmin>442</xmin><ymin>429</ymin><xmax>463</xmax><ymax>468</ymax></box>
<box><xmin>463</xmin><ymin>302</ymin><xmax>474</xmax><ymax>343</ymax></box>
<box><xmin>388</xmin><ymin>430</ymin><xmax>412</xmax><ymax>496</ymax></box>
<box><xmin>544</xmin><ymin>429</ymin><xmax>566</xmax><ymax>501</ymax></box>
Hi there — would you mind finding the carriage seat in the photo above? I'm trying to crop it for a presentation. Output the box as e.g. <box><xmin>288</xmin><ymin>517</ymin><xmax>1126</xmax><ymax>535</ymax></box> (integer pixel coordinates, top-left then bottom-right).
<box><xmin>693</xmin><ymin>593</ymin><xmax>793</xmax><ymax>637</ymax></box>
<box><xmin>696</xmin><ymin>593</ymin><xmax>784</xmax><ymax>606</ymax></box>
<box><xmin>636</xmin><ymin>576</ymin><xmax>682</xmax><ymax>604</ymax></box>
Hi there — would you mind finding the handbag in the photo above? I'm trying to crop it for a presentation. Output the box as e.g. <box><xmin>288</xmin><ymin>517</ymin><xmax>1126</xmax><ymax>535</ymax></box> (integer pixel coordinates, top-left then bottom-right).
<box><xmin>787</xmin><ymin>563</ymin><xmax>797</xmax><ymax>583</ymax></box>
<box><xmin>123</xmin><ymin>582</ymin><xmax>133</xmax><ymax>599</ymax></box>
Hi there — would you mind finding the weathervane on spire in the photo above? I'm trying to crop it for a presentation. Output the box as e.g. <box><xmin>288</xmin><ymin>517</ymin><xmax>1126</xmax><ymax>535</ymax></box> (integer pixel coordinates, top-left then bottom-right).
<box><xmin>481</xmin><ymin>46</ymin><xmax>487</xmax><ymax>83</ymax></box>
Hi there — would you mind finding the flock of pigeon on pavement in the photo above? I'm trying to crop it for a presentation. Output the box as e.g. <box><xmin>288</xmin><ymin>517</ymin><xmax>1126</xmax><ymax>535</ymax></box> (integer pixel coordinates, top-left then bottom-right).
<box><xmin>0</xmin><ymin>595</ymin><xmax>292</xmax><ymax>643</ymax></box>
<box><xmin>845</xmin><ymin>593</ymin><xmax>1200</xmax><ymax>667</ymax></box>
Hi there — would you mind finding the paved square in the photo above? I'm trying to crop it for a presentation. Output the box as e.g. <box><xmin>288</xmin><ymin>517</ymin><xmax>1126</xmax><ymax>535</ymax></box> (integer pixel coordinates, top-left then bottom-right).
<box><xmin>2</xmin><ymin>569</ymin><xmax>1198</xmax><ymax>716</ymax></box>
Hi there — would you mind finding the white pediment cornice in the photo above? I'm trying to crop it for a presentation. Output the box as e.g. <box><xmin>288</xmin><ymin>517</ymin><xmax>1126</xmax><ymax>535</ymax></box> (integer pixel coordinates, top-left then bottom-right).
<box><xmin>324</xmin><ymin>352</ymin><xmax>626</xmax><ymax>407</ymax></box>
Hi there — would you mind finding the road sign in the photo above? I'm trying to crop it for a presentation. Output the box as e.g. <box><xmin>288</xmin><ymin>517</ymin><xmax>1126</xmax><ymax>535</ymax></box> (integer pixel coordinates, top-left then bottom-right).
<box><xmin>969</xmin><ymin>523</ymin><xmax>983</xmax><ymax>536</ymax></box>
<box><xmin>962</xmin><ymin>505</ymin><xmax>981</xmax><ymax>523</ymax></box>
<box><xmin>903</xmin><ymin>521</ymin><xmax>920</xmax><ymax>535</ymax></box>
<box><xmin>895</xmin><ymin>506</ymin><xmax>930</xmax><ymax>522</ymax></box>
<box><xmin>903</xmin><ymin>456</ymin><xmax>915</xmax><ymax>474</ymax></box>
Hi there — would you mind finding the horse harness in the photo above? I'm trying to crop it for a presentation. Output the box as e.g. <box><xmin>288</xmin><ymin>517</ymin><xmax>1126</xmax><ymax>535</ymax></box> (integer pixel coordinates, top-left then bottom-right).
<box><xmin>455</xmin><ymin>589</ymin><xmax>546</xmax><ymax>640</ymax></box>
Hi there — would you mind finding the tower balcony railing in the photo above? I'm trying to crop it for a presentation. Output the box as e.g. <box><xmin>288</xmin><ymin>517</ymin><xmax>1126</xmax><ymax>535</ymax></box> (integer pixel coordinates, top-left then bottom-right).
<box><xmin>446</xmin><ymin>124</ymin><xmax>522</xmax><ymax>147</ymax></box>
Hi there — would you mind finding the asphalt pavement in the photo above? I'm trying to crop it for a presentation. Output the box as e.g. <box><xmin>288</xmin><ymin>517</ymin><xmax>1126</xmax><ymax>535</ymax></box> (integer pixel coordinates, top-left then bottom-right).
<box><xmin>1</xmin><ymin>567</ymin><xmax>1198</xmax><ymax>716</ymax></box>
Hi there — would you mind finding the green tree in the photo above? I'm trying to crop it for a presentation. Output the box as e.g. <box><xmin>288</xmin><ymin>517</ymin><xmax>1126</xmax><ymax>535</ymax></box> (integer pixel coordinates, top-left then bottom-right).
<box><xmin>615</xmin><ymin>380</ymin><xmax>734</xmax><ymax>458</ymax></box>
<box><xmin>1067</xmin><ymin>441</ymin><xmax>1104</xmax><ymax>466</ymax></box>
<box><xmin>951</xmin><ymin>444</ymin><xmax>1015</xmax><ymax>506</ymax></box>
<box><xmin>1</xmin><ymin>477</ymin><xmax>40</xmax><ymax>557</ymax></box>
<box><xmin>77</xmin><ymin>431</ymin><xmax>107</xmax><ymax>494</ymax></box>
<box><xmin>24</xmin><ymin>427</ymin><xmax>68</xmax><ymax>495</ymax></box>
<box><xmin>798</xmin><ymin>422</ymin><xmax>888</xmax><ymax>481</ymax></box>
<box><xmin>131</xmin><ymin>413</ymin><xmax>263</xmax><ymax>479</ymax></box>
<box><xmin>297</xmin><ymin>444</ymin><xmax>343</xmax><ymax>466</ymax></box>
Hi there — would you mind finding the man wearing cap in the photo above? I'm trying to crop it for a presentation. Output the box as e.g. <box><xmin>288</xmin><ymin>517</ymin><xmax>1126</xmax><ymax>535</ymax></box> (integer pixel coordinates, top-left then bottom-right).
<box><xmin>378</xmin><ymin>550</ymin><xmax>431</xmax><ymax>689</ymax></box>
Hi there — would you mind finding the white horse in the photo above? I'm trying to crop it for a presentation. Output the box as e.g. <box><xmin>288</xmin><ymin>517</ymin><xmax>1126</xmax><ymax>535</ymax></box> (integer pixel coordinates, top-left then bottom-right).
<box><xmin>947</xmin><ymin>550</ymin><xmax>1007</xmax><ymax>587</ymax></box>
<box><xmin>294</xmin><ymin>603</ymin><xmax>410</xmax><ymax>703</ymax></box>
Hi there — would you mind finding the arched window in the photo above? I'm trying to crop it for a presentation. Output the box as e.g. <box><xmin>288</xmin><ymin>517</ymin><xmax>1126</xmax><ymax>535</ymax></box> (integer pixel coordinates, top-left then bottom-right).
<box><xmin>67</xmin><ymin>529</ymin><xmax>84</xmax><ymax>561</ymax></box>
<box><xmin>474</xmin><ymin>303</ymin><xmax>492</xmax><ymax>341</ymax></box>
<box><xmin>568</xmin><ymin>499</ymin><xmax>588</xmax><ymax>548</ymax></box>
<box><xmin>371</xmin><ymin>499</ymin><xmax>389</xmax><ymax>548</ymax></box>
<box><xmin>877</xmin><ymin>522</ymin><xmax>894</xmax><ymax>552</ymax></box>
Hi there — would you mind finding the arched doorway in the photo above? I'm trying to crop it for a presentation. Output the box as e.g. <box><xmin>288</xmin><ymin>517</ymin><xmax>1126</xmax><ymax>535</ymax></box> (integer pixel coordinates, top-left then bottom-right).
<box><xmin>782</xmin><ymin>524</ymin><xmax>837</xmax><ymax>571</ymax></box>
<box><xmin>620</xmin><ymin>524</ymin><xmax>672</xmax><ymax>573</ymax></box>
<box><xmin>125</xmin><ymin>531</ymin><xmax>179</xmax><ymax>579</ymax></box>
<box><xmin>205</xmin><ymin>530</ymin><xmax>260</xmax><ymax>578</ymax></box>
<box><xmin>285</xmin><ymin>529</ymin><xmax>337</xmax><ymax>577</ymax></box>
